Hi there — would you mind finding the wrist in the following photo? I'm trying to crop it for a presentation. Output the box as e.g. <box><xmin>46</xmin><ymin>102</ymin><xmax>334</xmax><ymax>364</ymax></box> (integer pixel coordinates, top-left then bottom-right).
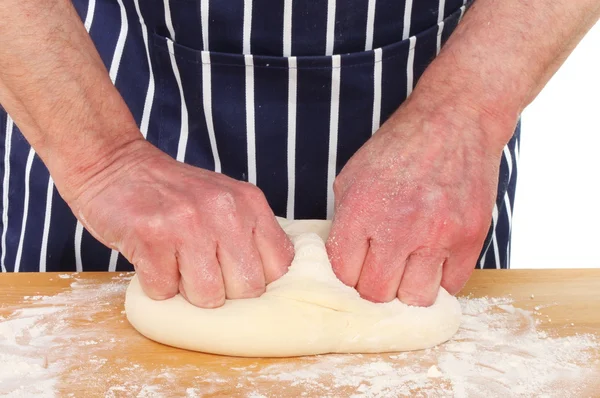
<box><xmin>404</xmin><ymin>69</ymin><xmax>521</xmax><ymax>154</ymax></box>
<box><xmin>47</xmin><ymin>128</ymin><xmax>151</xmax><ymax>205</ymax></box>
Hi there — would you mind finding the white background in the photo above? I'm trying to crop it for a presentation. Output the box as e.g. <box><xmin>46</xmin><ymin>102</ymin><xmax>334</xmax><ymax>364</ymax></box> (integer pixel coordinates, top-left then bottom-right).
<box><xmin>511</xmin><ymin>21</ymin><xmax>600</xmax><ymax>269</ymax></box>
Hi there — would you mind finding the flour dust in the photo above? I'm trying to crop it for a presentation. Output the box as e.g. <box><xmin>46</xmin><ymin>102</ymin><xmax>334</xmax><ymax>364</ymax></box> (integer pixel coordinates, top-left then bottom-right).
<box><xmin>0</xmin><ymin>275</ymin><xmax>598</xmax><ymax>397</ymax></box>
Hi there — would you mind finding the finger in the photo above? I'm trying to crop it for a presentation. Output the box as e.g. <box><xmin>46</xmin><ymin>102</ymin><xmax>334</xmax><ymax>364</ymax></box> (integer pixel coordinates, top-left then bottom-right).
<box><xmin>217</xmin><ymin>233</ymin><xmax>266</xmax><ymax>300</ymax></box>
<box><xmin>397</xmin><ymin>250</ymin><xmax>446</xmax><ymax>307</ymax></box>
<box><xmin>178</xmin><ymin>241</ymin><xmax>226</xmax><ymax>308</ymax></box>
<box><xmin>326</xmin><ymin>215</ymin><xmax>369</xmax><ymax>288</ymax></box>
<box><xmin>355</xmin><ymin>242</ymin><xmax>407</xmax><ymax>303</ymax></box>
<box><xmin>254</xmin><ymin>215</ymin><xmax>294</xmax><ymax>284</ymax></box>
<box><xmin>130</xmin><ymin>245</ymin><xmax>180</xmax><ymax>301</ymax></box>
<box><xmin>441</xmin><ymin>249</ymin><xmax>479</xmax><ymax>295</ymax></box>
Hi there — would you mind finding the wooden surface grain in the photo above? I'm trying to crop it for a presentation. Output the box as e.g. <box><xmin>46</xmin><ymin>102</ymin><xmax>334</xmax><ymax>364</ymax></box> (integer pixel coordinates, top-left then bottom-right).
<box><xmin>1</xmin><ymin>270</ymin><xmax>599</xmax><ymax>397</ymax></box>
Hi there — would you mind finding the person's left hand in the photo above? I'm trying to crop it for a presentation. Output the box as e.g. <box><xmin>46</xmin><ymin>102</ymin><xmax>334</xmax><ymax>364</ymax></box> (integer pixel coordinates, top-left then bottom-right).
<box><xmin>326</xmin><ymin>96</ymin><xmax>514</xmax><ymax>306</ymax></box>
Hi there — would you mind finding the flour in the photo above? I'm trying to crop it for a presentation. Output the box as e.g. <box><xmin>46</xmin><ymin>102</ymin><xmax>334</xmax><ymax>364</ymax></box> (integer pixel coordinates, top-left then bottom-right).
<box><xmin>0</xmin><ymin>276</ymin><xmax>131</xmax><ymax>397</ymax></box>
<box><xmin>0</xmin><ymin>277</ymin><xmax>598</xmax><ymax>397</ymax></box>
<box><xmin>428</xmin><ymin>365</ymin><xmax>443</xmax><ymax>378</ymax></box>
<box><xmin>230</xmin><ymin>297</ymin><xmax>598</xmax><ymax>397</ymax></box>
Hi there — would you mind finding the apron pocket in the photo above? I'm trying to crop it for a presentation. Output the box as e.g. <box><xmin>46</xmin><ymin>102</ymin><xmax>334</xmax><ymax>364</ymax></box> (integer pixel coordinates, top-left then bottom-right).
<box><xmin>148</xmin><ymin>5</ymin><xmax>465</xmax><ymax>219</ymax></box>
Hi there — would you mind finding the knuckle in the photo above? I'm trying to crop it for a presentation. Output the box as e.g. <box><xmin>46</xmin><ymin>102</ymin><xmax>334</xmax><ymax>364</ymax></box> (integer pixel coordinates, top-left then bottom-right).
<box><xmin>185</xmin><ymin>277</ymin><xmax>226</xmax><ymax>308</ymax></box>
<box><xmin>132</xmin><ymin>214</ymin><xmax>167</xmax><ymax>242</ymax></box>
<box><xmin>173</xmin><ymin>200</ymin><xmax>197</xmax><ymax>221</ymax></box>
<box><xmin>398</xmin><ymin>290</ymin><xmax>435</xmax><ymax>307</ymax></box>
<box><xmin>212</xmin><ymin>190</ymin><xmax>238</xmax><ymax>214</ymax></box>
<box><xmin>427</xmin><ymin>215</ymin><xmax>453</xmax><ymax>239</ymax></box>
<box><xmin>191</xmin><ymin>263</ymin><xmax>223</xmax><ymax>294</ymax></box>
<box><xmin>461</xmin><ymin>213</ymin><xmax>489</xmax><ymax>243</ymax></box>
<box><xmin>358</xmin><ymin>274</ymin><xmax>396</xmax><ymax>303</ymax></box>
<box><xmin>326</xmin><ymin>242</ymin><xmax>354</xmax><ymax>284</ymax></box>
<box><xmin>425</xmin><ymin>210</ymin><xmax>487</xmax><ymax>246</ymax></box>
<box><xmin>239</xmin><ymin>182</ymin><xmax>267</xmax><ymax>204</ymax></box>
<box><xmin>332</xmin><ymin>176</ymin><xmax>345</xmax><ymax>195</ymax></box>
<box><xmin>265</xmin><ymin>262</ymin><xmax>290</xmax><ymax>284</ymax></box>
<box><xmin>193</xmin><ymin>293</ymin><xmax>226</xmax><ymax>309</ymax></box>
<box><xmin>223</xmin><ymin>259</ymin><xmax>267</xmax><ymax>299</ymax></box>
<box><xmin>201</xmin><ymin>279</ymin><xmax>226</xmax><ymax>299</ymax></box>
<box><xmin>359</xmin><ymin>287</ymin><xmax>390</xmax><ymax>304</ymax></box>
<box><xmin>325</xmin><ymin>238</ymin><xmax>340</xmax><ymax>261</ymax></box>
<box><xmin>136</xmin><ymin>264</ymin><xmax>178</xmax><ymax>300</ymax></box>
<box><xmin>235</xmin><ymin>284</ymin><xmax>266</xmax><ymax>299</ymax></box>
<box><xmin>418</xmin><ymin>187</ymin><xmax>448</xmax><ymax>208</ymax></box>
<box><xmin>442</xmin><ymin>274</ymin><xmax>469</xmax><ymax>295</ymax></box>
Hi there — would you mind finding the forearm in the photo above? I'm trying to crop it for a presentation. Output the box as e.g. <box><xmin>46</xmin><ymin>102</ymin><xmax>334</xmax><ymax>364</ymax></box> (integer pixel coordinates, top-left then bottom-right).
<box><xmin>0</xmin><ymin>0</ymin><xmax>145</xmax><ymax>202</ymax></box>
<box><xmin>406</xmin><ymin>0</ymin><xmax>600</xmax><ymax>149</ymax></box>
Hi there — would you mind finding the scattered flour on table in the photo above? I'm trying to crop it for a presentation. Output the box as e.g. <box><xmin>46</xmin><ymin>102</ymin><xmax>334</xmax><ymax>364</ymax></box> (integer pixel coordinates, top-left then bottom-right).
<box><xmin>0</xmin><ymin>274</ymin><xmax>131</xmax><ymax>397</ymax></box>
<box><xmin>1</xmin><ymin>278</ymin><xmax>598</xmax><ymax>397</ymax></box>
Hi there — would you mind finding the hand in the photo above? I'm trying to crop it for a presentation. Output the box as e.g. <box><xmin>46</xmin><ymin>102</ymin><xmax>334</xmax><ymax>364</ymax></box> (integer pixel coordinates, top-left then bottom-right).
<box><xmin>68</xmin><ymin>140</ymin><xmax>294</xmax><ymax>308</ymax></box>
<box><xmin>326</xmin><ymin>98</ymin><xmax>511</xmax><ymax>306</ymax></box>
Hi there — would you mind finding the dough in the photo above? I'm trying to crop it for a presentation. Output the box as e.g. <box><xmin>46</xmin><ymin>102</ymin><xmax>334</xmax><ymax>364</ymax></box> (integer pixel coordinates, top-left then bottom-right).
<box><xmin>125</xmin><ymin>219</ymin><xmax>461</xmax><ymax>357</ymax></box>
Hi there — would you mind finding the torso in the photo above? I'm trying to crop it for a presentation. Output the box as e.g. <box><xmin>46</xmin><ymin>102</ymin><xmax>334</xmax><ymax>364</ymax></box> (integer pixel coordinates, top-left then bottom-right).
<box><xmin>0</xmin><ymin>0</ymin><xmax>517</xmax><ymax>272</ymax></box>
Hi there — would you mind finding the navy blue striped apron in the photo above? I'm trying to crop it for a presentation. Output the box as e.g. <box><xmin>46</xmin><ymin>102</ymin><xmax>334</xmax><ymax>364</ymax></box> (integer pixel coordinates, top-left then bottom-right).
<box><xmin>0</xmin><ymin>0</ymin><xmax>519</xmax><ymax>273</ymax></box>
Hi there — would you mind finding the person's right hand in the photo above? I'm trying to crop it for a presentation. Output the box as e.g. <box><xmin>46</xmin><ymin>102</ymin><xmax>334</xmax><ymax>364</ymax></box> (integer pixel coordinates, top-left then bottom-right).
<box><xmin>66</xmin><ymin>139</ymin><xmax>294</xmax><ymax>308</ymax></box>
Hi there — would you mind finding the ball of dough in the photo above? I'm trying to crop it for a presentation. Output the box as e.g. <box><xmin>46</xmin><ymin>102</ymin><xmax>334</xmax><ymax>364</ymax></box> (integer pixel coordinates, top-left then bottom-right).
<box><xmin>125</xmin><ymin>219</ymin><xmax>461</xmax><ymax>357</ymax></box>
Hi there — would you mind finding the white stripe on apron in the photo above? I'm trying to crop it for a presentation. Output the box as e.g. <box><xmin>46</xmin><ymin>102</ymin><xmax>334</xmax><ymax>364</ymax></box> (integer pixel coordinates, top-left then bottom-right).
<box><xmin>245</xmin><ymin>54</ymin><xmax>257</xmax><ymax>185</ymax></box>
<box><xmin>1</xmin><ymin>117</ymin><xmax>14</xmax><ymax>273</ymax></box>
<box><xmin>372</xmin><ymin>48</ymin><xmax>383</xmax><ymax>134</ymax></box>
<box><xmin>133</xmin><ymin>0</ymin><xmax>155</xmax><ymax>139</ymax></box>
<box><xmin>39</xmin><ymin>178</ymin><xmax>55</xmax><ymax>272</ymax></box>
<box><xmin>326</xmin><ymin>55</ymin><xmax>342</xmax><ymax>219</ymax></box>
<box><xmin>286</xmin><ymin>56</ymin><xmax>298</xmax><ymax>219</ymax></box>
<box><xmin>403</xmin><ymin>0</ymin><xmax>414</xmax><ymax>40</ymax></box>
<box><xmin>13</xmin><ymin>148</ymin><xmax>35</xmax><ymax>272</ymax></box>
<box><xmin>325</xmin><ymin>0</ymin><xmax>337</xmax><ymax>56</ymax></box>
<box><xmin>437</xmin><ymin>0</ymin><xmax>446</xmax><ymax>55</ymax></box>
<box><xmin>407</xmin><ymin>36</ymin><xmax>417</xmax><ymax>97</ymax></box>
<box><xmin>365</xmin><ymin>0</ymin><xmax>377</xmax><ymax>51</ymax></box>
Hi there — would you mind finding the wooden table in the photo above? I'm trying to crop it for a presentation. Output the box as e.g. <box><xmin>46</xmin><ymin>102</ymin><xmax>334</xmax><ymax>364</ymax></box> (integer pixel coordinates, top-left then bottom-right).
<box><xmin>1</xmin><ymin>270</ymin><xmax>599</xmax><ymax>397</ymax></box>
